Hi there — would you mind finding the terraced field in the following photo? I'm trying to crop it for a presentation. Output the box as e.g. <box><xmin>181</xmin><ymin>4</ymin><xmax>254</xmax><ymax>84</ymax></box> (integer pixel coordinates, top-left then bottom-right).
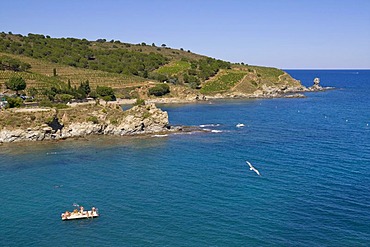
<box><xmin>0</xmin><ymin>52</ymin><xmax>146</xmax><ymax>90</ymax></box>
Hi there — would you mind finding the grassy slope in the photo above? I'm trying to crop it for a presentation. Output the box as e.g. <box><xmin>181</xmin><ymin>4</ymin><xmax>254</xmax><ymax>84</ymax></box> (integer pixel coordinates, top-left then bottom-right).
<box><xmin>200</xmin><ymin>65</ymin><xmax>300</xmax><ymax>95</ymax></box>
<box><xmin>200</xmin><ymin>70</ymin><xmax>247</xmax><ymax>94</ymax></box>
<box><xmin>155</xmin><ymin>60</ymin><xmax>191</xmax><ymax>76</ymax></box>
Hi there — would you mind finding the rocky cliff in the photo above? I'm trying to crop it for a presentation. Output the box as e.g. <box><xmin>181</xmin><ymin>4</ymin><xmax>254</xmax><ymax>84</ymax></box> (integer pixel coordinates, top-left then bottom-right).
<box><xmin>0</xmin><ymin>103</ymin><xmax>170</xmax><ymax>143</ymax></box>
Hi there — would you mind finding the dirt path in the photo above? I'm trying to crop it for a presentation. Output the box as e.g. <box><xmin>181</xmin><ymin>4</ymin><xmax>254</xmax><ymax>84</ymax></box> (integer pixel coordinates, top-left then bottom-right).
<box><xmin>230</xmin><ymin>74</ymin><xmax>249</xmax><ymax>91</ymax></box>
<box><xmin>278</xmin><ymin>72</ymin><xmax>287</xmax><ymax>83</ymax></box>
<box><xmin>12</xmin><ymin>108</ymin><xmax>52</xmax><ymax>113</ymax></box>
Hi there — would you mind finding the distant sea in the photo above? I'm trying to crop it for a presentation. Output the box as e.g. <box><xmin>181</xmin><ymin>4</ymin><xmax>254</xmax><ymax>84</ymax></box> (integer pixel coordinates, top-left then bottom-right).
<box><xmin>0</xmin><ymin>70</ymin><xmax>369</xmax><ymax>246</ymax></box>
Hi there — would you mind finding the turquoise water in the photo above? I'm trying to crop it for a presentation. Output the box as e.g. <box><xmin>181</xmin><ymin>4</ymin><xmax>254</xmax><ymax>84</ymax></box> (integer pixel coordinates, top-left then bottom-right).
<box><xmin>0</xmin><ymin>70</ymin><xmax>369</xmax><ymax>246</ymax></box>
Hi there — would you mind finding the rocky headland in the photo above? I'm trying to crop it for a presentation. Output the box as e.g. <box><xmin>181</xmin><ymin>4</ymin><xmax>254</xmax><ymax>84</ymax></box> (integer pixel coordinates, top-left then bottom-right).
<box><xmin>177</xmin><ymin>76</ymin><xmax>332</xmax><ymax>101</ymax></box>
<box><xmin>0</xmin><ymin>103</ymin><xmax>173</xmax><ymax>143</ymax></box>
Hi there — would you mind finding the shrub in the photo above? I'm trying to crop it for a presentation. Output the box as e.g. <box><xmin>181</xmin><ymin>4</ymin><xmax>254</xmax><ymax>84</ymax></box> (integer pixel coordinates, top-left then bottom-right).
<box><xmin>143</xmin><ymin>111</ymin><xmax>151</xmax><ymax>119</ymax></box>
<box><xmin>39</xmin><ymin>99</ymin><xmax>53</xmax><ymax>107</ymax></box>
<box><xmin>55</xmin><ymin>94</ymin><xmax>74</xmax><ymax>103</ymax></box>
<box><xmin>102</xmin><ymin>95</ymin><xmax>115</xmax><ymax>101</ymax></box>
<box><xmin>134</xmin><ymin>98</ymin><xmax>145</xmax><ymax>106</ymax></box>
<box><xmin>5</xmin><ymin>97</ymin><xmax>23</xmax><ymax>108</ymax></box>
<box><xmin>87</xmin><ymin>116</ymin><xmax>99</xmax><ymax>124</ymax></box>
<box><xmin>110</xmin><ymin>118</ymin><xmax>118</xmax><ymax>125</ymax></box>
<box><xmin>54</xmin><ymin>103</ymin><xmax>69</xmax><ymax>109</ymax></box>
<box><xmin>27</xmin><ymin>87</ymin><xmax>38</xmax><ymax>97</ymax></box>
<box><xmin>148</xmin><ymin>83</ymin><xmax>170</xmax><ymax>96</ymax></box>
<box><xmin>89</xmin><ymin>90</ymin><xmax>98</xmax><ymax>99</ymax></box>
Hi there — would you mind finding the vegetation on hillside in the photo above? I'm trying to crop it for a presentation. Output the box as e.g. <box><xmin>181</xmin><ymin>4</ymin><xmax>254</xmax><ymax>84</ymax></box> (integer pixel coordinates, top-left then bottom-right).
<box><xmin>0</xmin><ymin>55</ymin><xmax>31</xmax><ymax>72</ymax></box>
<box><xmin>0</xmin><ymin>32</ymin><xmax>230</xmax><ymax>87</ymax></box>
<box><xmin>0</xmin><ymin>31</ymin><xmax>300</xmax><ymax>107</ymax></box>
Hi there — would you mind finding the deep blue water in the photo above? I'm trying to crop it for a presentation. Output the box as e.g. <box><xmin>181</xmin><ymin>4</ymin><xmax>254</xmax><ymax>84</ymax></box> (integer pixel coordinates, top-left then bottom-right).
<box><xmin>0</xmin><ymin>70</ymin><xmax>369</xmax><ymax>246</ymax></box>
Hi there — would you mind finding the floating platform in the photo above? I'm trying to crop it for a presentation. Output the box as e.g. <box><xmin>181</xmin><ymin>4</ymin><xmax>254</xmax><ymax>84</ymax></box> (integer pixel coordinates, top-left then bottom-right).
<box><xmin>61</xmin><ymin>208</ymin><xmax>99</xmax><ymax>220</ymax></box>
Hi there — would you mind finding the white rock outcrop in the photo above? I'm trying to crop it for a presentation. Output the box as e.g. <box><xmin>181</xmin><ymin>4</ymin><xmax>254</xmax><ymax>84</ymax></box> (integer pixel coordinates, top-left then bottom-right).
<box><xmin>0</xmin><ymin>103</ymin><xmax>170</xmax><ymax>143</ymax></box>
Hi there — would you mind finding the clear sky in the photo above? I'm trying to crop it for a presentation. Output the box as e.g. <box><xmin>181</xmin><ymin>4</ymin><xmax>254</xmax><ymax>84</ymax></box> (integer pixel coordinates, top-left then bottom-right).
<box><xmin>1</xmin><ymin>0</ymin><xmax>369</xmax><ymax>69</ymax></box>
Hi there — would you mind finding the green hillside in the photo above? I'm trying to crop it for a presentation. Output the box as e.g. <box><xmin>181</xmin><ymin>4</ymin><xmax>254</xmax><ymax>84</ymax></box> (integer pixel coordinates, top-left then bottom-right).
<box><xmin>0</xmin><ymin>32</ymin><xmax>301</xmax><ymax>102</ymax></box>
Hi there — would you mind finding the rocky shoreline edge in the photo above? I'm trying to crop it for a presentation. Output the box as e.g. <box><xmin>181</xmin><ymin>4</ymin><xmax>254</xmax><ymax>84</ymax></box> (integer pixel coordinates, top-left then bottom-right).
<box><xmin>0</xmin><ymin>103</ymin><xmax>180</xmax><ymax>144</ymax></box>
<box><xmin>0</xmin><ymin>80</ymin><xmax>333</xmax><ymax>144</ymax></box>
<box><xmin>93</xmin><ymin>83</ymin><xmax>333</xmax><ymax>106</ymax></box>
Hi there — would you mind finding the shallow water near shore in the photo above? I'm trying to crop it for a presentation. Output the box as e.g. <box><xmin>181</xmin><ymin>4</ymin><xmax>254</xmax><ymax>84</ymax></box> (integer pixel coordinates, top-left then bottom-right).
<box><xmin>1</xmin><ymin>70</ymin><xmax>369</xmax><ymax>246</ymax></box>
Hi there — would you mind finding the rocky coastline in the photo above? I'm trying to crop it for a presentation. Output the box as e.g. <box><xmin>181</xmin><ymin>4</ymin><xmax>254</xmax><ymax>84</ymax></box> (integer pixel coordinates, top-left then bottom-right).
<box><xmin>0</xmin><ymin>78</ymin><xmax>333</xmax><ymax>144</ymax></box>
<box><xmin>162</xmin><ymin>78</ymin><xmax>332</xmax><ymax>102</ymax></box>
<box><xmin>0</xmin><ymin>103</ymin><xmax>175</xmax><ymax>144</ymax></box>
<box><xmin>146</xmin><ymin>77</ymin><xmax>333</xmax><ymax>103</ymax></box>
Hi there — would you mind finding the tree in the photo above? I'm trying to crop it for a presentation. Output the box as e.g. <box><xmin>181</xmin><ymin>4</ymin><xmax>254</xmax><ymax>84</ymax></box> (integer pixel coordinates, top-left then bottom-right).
<box><xmin>79</xmin><ymin>80</ymin><xmax>91</xmax><ymax>96</ymax></box>
<box><xmin>96</xmin><ymin>86</ymin><xmax>116</xmax><ymax>101</ymax></box>
<box><xmin>142</xmin><ymin>70</ymin><xmax>148</xmax><ymax>78</ymax></box>
<box><xmin>5</xmin><ymin>77</ymin><xmax>26</xmax><ymax>95</ymax></box>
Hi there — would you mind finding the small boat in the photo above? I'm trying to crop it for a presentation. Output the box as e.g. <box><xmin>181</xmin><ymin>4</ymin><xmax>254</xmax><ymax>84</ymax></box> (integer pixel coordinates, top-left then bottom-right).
<box><xmin>61</xmin><ymin>206</ymin><xmax>99</xmax><ymax>221</ymax></box>
<box><xmin>236</xmin><ymin>123</ymin><xmax>245</xmax><ymax>128</ymax></box>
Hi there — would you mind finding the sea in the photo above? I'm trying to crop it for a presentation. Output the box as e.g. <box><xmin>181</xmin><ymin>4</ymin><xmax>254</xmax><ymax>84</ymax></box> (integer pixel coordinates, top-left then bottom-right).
<box><xmin>0</xmin><ymin>70</ymin><xmax>369</xmax><ymax>246</ymax></box>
